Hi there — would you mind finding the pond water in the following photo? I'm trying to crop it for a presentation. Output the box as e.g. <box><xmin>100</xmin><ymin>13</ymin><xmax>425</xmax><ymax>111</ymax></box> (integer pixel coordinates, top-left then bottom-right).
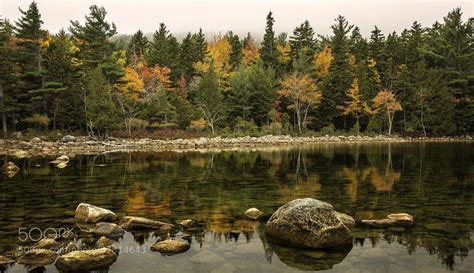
<box><xmin>0</xmin><ymin>142</ymin><xmax>473</xmax><ymax>273</ymax></box>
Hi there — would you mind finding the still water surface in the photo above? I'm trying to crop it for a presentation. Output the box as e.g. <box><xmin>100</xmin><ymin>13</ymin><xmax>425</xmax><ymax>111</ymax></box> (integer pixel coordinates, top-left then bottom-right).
<box><xmin>0</xmin><ymin>142</ymin><xmax>473</xmax><ymax>272</ymax></box>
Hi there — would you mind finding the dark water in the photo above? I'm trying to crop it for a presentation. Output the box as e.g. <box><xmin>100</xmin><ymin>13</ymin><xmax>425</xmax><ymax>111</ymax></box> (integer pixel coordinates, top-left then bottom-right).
<box><xmin>0</xmin><ymin>142</ymin><xmax>473</xmax><ymax>273</ymax></box>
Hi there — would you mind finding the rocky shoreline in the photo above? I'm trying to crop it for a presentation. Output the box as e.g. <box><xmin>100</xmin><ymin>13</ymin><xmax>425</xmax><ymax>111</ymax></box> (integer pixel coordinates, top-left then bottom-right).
<box><xmin>1</xmin><ymin>134</ymin><xmax>472</xmax><ymax>157</ymax></box>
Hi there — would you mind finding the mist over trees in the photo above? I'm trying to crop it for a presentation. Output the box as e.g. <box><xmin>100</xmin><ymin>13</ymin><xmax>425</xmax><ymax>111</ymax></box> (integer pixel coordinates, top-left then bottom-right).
<box><xmin>0</xmin><ymin>2</ymin><xmax>472</xmax><ymax>138</ymax></box>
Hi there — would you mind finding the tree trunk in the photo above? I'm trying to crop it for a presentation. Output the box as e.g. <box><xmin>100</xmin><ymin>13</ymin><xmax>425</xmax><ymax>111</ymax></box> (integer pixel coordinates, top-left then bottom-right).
<box><xmin>387</xmin><ymin>111</ymin><xmax>393</xmax><ymax>135</ymax></box>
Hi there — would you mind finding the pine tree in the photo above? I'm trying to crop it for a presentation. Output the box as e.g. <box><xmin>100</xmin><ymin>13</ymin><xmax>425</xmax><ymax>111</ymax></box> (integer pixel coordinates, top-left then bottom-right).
<box><xmin>369</xmin><ymin>26</ymin><xmax>388</xmax><ymax>88</ymax></box>
<box><xmin>69</xmin><ymin>5</ymin><xmax>117</xmax><ymax>69</ymax></box>
<box><xmin>85</xmin><ymin>67</ymin><xmax>120</xmax><ymax>138</ymax></box>
<box><xmin>226</xmin><ymin>31</ymin><xmax>242</xmax><ymax>69</ymax></box>
<box><xmin>14</xmin><ymin>1</ymin><xmax>48</xmax><ymax>124</ymax></box>
<box><xmin>260</xmin><ymin>12</ymin><xmax>278</xmax><ymax>68</ymax></box>
<box><xmin>191</xmin><ymin>28</ymin><xmax>207</xmax><ymax>63</ymax></box>
<box><xmin>290</xmin><ymin>20</ymin><xmax>316</xmax><ymax>59</ymax></box>
<box><xmin>127</xmin><ymin>29</ymin><xmax>148</xmax><ymax>68</ymax></box>
<box><xmin>0</xmin><ymin>19</ymin><xmax>18</xmax><ymax>134</ymax></box>
<box><xmin>147</xmin><ymin>23</ymin><xmax>180</xmax><ymax>78</ymax></box>
<box><xmin>319</xmin><ymin>15</ymin><xmax>354</xmax><ymax>129</ymax></box>
<box><xmin>248</xmin><ymin>60</ymin><xmax>277</xmax><ymax>126</ymax></box>
<box><xmin>192</xmin><ymin>64</ymin><xmax>225</xmax><ymax>134</ymax></box>
<box><xmin>227</xmin><ymin>64</ymin><xmax>252</xmax><ymax>121</ymax></box>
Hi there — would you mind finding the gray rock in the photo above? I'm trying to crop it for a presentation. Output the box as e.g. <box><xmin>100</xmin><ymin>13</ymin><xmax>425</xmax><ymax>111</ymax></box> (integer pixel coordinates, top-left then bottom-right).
<box><xmin>150</xmin><ymin>240</ymin><xmax>190</xmax><ymax>255</ymax></box>
<box><xmin>265</xmin><ymin>198</ymin><xmax>352</xmax><ymax>249</ymax></box>
<box><xmin>61</xmin><ymin>135</ymin><xmax>76</xmax><ymax>143</ymax></box>
<box><xmin>33</xmin><ymin>238</ymin><xmax>61</xmax><ymax>250</ymax></box>
<box><xmin>94</xmin><ymin>222</ymin><xmax>125</xmax><ymax>238</ymax></box>
<box><xmin>245</xmin><ymin>208</ymin><xmax>263</xmax><ymax>220</ymax></box>
<box><xmin>31</xmin><ymin>137</ymin><xmax>42</xmax><ymax>143</ymax></box>
<box><xmin>55</xmin><ymin>248</ymin><xmax>118</xmax><ymax>272</ymax></box>
<box><xmin>190</xmin><ymin>250</ymin><xmax>225</xmax><ymax>263</ymax></box>
<box><xmin>335</xmin><ymin>212</ymin><xmax>355</xmax><ymax>227</ymax></box>
<box><xmin>74</xmin><ymin>203</ymin><xmax>117</xmax><ymax>223</ymax></box>
<box><xmin>119</xmin><ymin>216</ymin><xmax>173</xmax><ymax>230</ymax></box>
<box><xmin>18</xmin><ymin>249</ymin><xmax>58</xmax><ymax>266</ymax></box>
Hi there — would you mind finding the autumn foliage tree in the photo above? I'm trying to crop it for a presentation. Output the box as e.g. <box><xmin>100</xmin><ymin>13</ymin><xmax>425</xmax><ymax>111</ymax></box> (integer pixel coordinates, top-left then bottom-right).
<box><xmin>372</xmin><ymin>90</ymin><xmax>402</xmax><ymax>135</ymax></box>
<box><xmin>279</xmin><ymin>73</ymin><xmax>322</xmax><ymax>134</ymax></box>
<box><xmin>342</xmin><ymin>78</ymin><xmax>370</xmax><ymax>134</ymax></box>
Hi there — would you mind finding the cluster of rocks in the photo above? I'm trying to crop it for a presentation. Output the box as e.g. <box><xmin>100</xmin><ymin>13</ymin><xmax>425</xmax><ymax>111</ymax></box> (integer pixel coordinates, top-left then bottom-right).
<box><xmin>1</xmin><ymin>134</ymin><xmax>471</xmax><ymax>158</ymax></box>
<box><xmin>0</xmin><ymin>199</ymin><xmax>415</xmax><ymax>272</ymax></box>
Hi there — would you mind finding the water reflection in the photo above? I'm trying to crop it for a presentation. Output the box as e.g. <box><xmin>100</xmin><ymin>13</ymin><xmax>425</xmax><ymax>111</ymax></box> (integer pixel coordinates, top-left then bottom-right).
<box><xmin>0</xmin><ymin>142</ymin><xmax>473</xmax><ymax>272</ymax></box>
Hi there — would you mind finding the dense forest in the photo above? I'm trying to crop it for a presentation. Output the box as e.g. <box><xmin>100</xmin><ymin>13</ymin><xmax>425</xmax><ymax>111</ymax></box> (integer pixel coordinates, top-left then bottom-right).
<box><xmin>0</xmin><ymin>2</ymin><xmax>472</xmax><ymax>138</ymax></box>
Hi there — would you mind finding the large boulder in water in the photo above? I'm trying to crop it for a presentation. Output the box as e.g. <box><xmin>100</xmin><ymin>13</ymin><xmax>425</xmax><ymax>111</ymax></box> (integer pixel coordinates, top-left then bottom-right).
<box><xmin>55</xmin><ymin>248</ymin><xmax>117</xmax><ymax>272</ymax></box>
<box><xmin>75</xmin><ymin>203</ymin><xmax>118</xmax><ymax>223</ymax></box>
<box><xmin>265</xmin><ymin>198</ymin><xmax>352</xmax><ymax>249</ymax></box>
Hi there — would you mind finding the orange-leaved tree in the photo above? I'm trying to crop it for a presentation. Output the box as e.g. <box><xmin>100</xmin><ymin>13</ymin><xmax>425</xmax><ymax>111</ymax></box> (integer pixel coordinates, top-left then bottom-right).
<box><xmin>278</xmin><ymin>73</ymin><xmax>322</xmax><ymax>134</ymax></box>
<box><xmin>372</xmin><ymin>89</ymin><xmax>402</xmax><ymax>135</ymax></box>
<box><xmin>342</xmin><ymin>78</ymin><xmax>370</xmax><ymax>134</ymax></box>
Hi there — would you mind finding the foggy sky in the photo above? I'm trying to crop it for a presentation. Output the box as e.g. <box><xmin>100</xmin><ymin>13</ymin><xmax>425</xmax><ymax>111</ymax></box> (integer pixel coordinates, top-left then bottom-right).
<box><xmin>1</xmin><ymin>0</ymin><xmax>472</xmax><ymax>38</ymax></box>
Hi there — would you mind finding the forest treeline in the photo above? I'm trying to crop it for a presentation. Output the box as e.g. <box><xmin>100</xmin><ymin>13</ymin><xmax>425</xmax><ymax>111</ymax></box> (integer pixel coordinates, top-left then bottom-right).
<box><xmin>0</xmin><ymin>2</ymin><xmax>472</xmax><ymax>138</ymax></box>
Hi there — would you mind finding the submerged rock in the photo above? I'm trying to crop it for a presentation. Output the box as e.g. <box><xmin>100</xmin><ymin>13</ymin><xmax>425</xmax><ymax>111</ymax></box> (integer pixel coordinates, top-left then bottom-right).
<box><xmin>74</xmin><ymin>203</ymin><xmax>118</xmax><ymax>223</ymax></box>
<box><xmin>335</xmin><ymin>212</ymin><xmax>355</xmax><ymax>227</ymax></box>
<box><xmin>18</xmin><ymin>249</ymin><xmax>58</xmax><ymax>267</ymax></box>
<box><xmin>150</xmin><ymin>240</ymin><xmax>190</xmax><ymax>255</ymax></box>
<box><xmin>94</xmin><ymin>222</ymin><xmax>125</xmax><ymax>238</ymax></box>
<box><xmin>245</xmin><ymin>208</ymin><xmax>263</xmax><ymax>220</ymax></box>
<box><xmin>1</xmin><ymin>162</ymin><xmax>20</xmax><ymax>177</ymax></box>
<box><xmin>360</xmin><ymin>213</ymin><xmax>414</xmax><ymax>228</ymax></box>
<box><xmin>387</xmin><ymin>213</ymin><xmax>414</xmax><ymax>225</ymax></box>
<box><xmin>265</xmin><ymin>198</ymin><xmax>352</xmax><ymax>249</ymax></box>
<box><xmin>269</xmin><ymin>241</ymin><xmax>352</xmax><ymax>271</ymax></box>
<box><xmin>120</xmin><ymin>216</ymin><xmax>173</xmax><ymax>230</ymax></box>
<box><xmin>96</xmin><ymin>236</ymin><xmax>115</xmax><ymax>248</ymax></box>
<box><xmin>33</xmin><ymin>238</ymin><xmax>61</xmax><ymax>250</ymax></box>
<box><xmin>190</xmin><ymin>250</ymin><xmax>225</xmax><ymax>264</ymax></box>
<box><xmin>55</xmin><ymin>248</ymin><xmax>117</xmax><ymax>272</ymax></box>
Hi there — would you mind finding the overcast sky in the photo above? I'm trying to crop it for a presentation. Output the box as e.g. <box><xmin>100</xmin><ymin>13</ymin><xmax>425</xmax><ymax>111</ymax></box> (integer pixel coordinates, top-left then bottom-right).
<box><xmin>1</xmin><ymin>0</ymin><xmax>472</xmax><ymax>37</ymax></box>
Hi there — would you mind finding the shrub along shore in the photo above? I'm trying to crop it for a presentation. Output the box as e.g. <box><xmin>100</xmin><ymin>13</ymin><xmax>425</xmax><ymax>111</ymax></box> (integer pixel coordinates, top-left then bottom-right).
<box><xmin>1</xmin><ymin>134</ymin><xmax>472</xmax><ymax>157</ymax></box>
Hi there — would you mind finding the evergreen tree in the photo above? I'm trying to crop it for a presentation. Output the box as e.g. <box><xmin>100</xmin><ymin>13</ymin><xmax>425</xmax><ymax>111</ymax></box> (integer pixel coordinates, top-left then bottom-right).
<box><xmin>192</xmin><ymin>64</ymin><xmax>225</xmax><ymax>134</ymax></box>
<box><xmin>14</xmin><ymin>1</ymin><xmax>47</xmax><ymax>122</ymax></box>
<box><xmin>147</xmin><ymin>23</ymin><xmax>180</xmax><ymax>78</ymax></box>
<box><xmin>0</xmin><ymin>19</ymin><xmax>18</xmax><ymax>134</ymax></box>
<box><xmin>226</xmin><ymin>31</ymin><xmax>242</xmax><ymax>69</ymax></box>
<box><xmin>260</xmin><ymin>12</ymin><xmax>278</xmax><ymax>68</ymax></box>
<box><xmin>69</xmin><ymin>5</ymin><xmax>117</xmax><ymax>69</ymax></box>
<box><xmin>319</xmin><ymin>15</ymin><xmax>354</xmax><ymax>129</ymax></box>
<box><xmin>369</xmin><ymin>26</ymin><xmax>388</xmax><ymax>88</ymax></box>
<box><xmin>248</xmin><ymin>61</ymin><xmax>277</xmax><ymax>126</ymax></box>
<box><xmin>191</xmin><ymin>28</ymin><xmax>207</xmax><ymax>63</ymax></box>
<box><xmin>227</xmin><ymin>64</ymin><xmax>252</xmax><ymax>121</ymax></box>
<box><xmin>127</xmin><ymin>29</ymin><xmax>148</xmax><ymax>68</ymax></box>
<box><xmin>290</xmin><ymin>20</ymin><xmax>316</xmax><ymax>59</ymax></box>
<box><xmin>85</xmin><ymin>67</ymin><xmax>120</xmax><ymax>138</ymax></box>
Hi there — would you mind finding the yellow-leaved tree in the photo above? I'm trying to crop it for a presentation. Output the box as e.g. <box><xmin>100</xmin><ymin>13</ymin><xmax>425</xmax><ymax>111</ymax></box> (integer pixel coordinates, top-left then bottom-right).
<box><xmin>242</xmin><ymin>34</ymin><xmax>260</xmax><ymax>66</ymax></box>
<box><xmin>313</xmin><ymin>47</ymin><xmax>333</xmax><ymax>79</ymax></box>
<box><xmin>342</xmin><ymin>78</ymin><xmax>370</xmax><ymax>134</ymax></box>
<box><xmin>278</xmin><ymin>73</ymin><xmax>322</xmax><ymax>134</ymax></box>
<box><xmin>372</xmin><ymin>90</ymin><xmax>402</xmax><ymax>135</ymax></box>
